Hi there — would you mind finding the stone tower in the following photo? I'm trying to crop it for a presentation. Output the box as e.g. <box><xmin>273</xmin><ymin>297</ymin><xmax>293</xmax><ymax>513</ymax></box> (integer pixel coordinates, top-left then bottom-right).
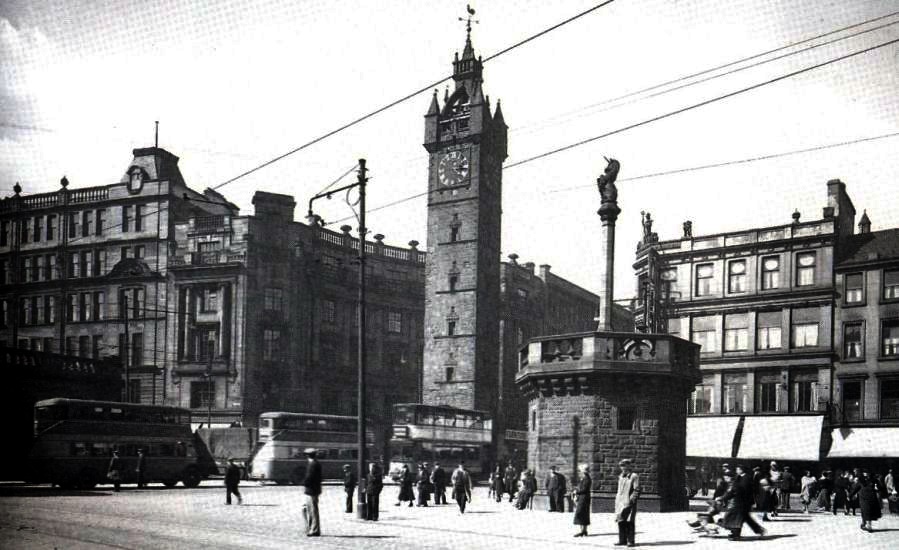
<box><xmin>421</xmin><ymin>30</ymin><xmax>508</xmax><ymax>412</ymax></box>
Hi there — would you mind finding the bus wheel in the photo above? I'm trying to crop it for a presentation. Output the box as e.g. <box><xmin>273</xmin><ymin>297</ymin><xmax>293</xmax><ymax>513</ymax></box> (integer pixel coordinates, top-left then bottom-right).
<box><xmin>77</xmin><ymin>468</ymin><xmax>99</xmax><ymax>490</ymax></box>
<box><xmin>182</xmin><ymin>467</ymin><xmax>202</xmax><ymax>488</ymax></box>
<box><xmin>289</xmin><ymin>469</ymin><xmax>303</xmax><ymax>486</ymax></box>
<box><xmin>162</xmin><ymin>479</ymin><xmax>178</xmax><ymax>488</ymax></box>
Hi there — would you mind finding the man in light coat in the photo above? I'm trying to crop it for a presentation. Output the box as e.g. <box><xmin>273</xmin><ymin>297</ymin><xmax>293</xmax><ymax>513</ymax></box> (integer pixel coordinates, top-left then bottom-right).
<box><xmin>614</xmin><ymin>458</ymin><xmax>640</xmax><ymax>547</ymax></box>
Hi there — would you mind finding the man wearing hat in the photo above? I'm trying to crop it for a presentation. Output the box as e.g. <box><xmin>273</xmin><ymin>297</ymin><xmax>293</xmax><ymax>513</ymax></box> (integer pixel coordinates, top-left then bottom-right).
<box><xmin>431</xmin><ymin>462</ymin><xmax>447</xmax><ymax>505</ymax></box>
<box><xmin>302</xmin><ymin>448</ymin><xmax>322</xmax><ymax>536</ymax></box>
<box><xmin>614</xmin><ymin>458</ymin><xmax>640</xmax><ymax>547</ymax></box>
<box><xmin>343</xmin><ymin>464</ymin><xmax>357</xmax><ymax>514</ymax></box>
<box><xmin>225</xmin><ymin>458</ymin><xmax>243</xmax><ymax>505</ymax></box>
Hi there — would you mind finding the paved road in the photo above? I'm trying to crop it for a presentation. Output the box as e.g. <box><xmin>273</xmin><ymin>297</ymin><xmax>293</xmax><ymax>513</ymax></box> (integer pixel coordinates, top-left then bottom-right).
<box><xmin>1</xmin><ymin>482</ymin><xmax>897</xmax><ymax>549</ymax></box>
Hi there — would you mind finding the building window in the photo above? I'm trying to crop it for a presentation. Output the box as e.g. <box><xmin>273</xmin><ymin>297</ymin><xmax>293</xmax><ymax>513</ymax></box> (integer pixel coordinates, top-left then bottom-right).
<box><xmin>134</xmin><ymin>245</ymin><xmax>145</xmax><ymax>259</ymax></box>
<box><xmin>728</xmin><ymin>260</ymin><xmax>747</xmax><ymax>293</ymax></box>
<box><xmin>46</xmin><ymin>296</ymin><xmax>56</xmax><ymax>324</ymax></box>
<box><xmin>0</xmin><ymin>299</ymin><xmax>7</xmax><ymax>328</ymax></box>
<box><xmin>724</xmin><ymin>314</ymin><xmax>748</xmax><ymax>351</ymax></box>
<box><xmin>755</xmin><ymin>372</ymin><xmax>781</xmax><ymax>413</ymax></box>
<box><xmin>201</xmin><ymin>288</ymin><xmax>218</xmax><ymax>313</ymax></box>
<box><xmin>34</xmin><ymin>216</ymin><xmax>43</xmax><ymax>242</ymax></box>
<box><xmin>92</xmin><ymin>335</ymin><xmax>103</xmax><ymax>359</ymax></box>
<box><xmin>263</xmin><ymin>329</ymin><xmax>281</xmax><ymax>361</ymax></box>
<box><xmin>20</xmin><ymin>219</ymin><xmax>29</xmax><ymax>244</ymax></box>
<box><xmin>0</xmin><ymin>220</ymin><xmax>7</xmax><ymax>246</ymax></box>
<box><xmin>448</xmin><ymin>274</ymin><xmax>458</xmax><ymax>292</ymax></box>
<box><xmin>617</xmin><ymin>407</ymin><xmax>637</xmax><ymax>430</ymax></box>
<box><xmin>46</xmin><ymin>214</ymin><xmax>56</xmax><ymax>241</ymax></box>
<box><xmin>792</xmin><ymin>322</ymin><xmax>819</xmax><ymax>348</ymax></box>
<box><xmin>841</xmin><ymin>380</ymin><xmax>862</xmax><ymax>422</ymax></box>
<box><xmin>122</xmin><ymin>206</ymin><xmax>131</xmax><ymax>232</ymax></box>
<box><xmin>264</xmin><ymin>288</ymin><xmax>283</xmax><ymax>312</ymax></box>
<box><xmin>689</xmin><ymin>378</ymin><xmax>714</xmax><ymax>414</ymax></box>
<box><xmin>796</xmin><ymin>252</ymin><xmax>816</xmax><ymax>286</ymax></box>
<box><xmin>844</xmin><ymin>273</ymin><xmax>864</xmax><ymax>304</ymax></box>
<box><xmin>80</xmin><ymin>292</ymin><xmax>92</xmax><ymax>321</ymax></box>
<box><xmin>660</xmin><ymin>268</ymin><xmax>677</xmax><ymax>300</ymax></box>
<box><xmin>445</xmin><ymin>366</ymin><xmax>455</xmax><ymax>382</ymax></box>
<box><xmin>881</xmin><ymin>379</ymin><xmax>899</xmax><ymax>419</ymax></box>
<box><xmin>131</xmin><ymin>333</ymin><xmax>143</xmax><ymax>367</ymax></box>
<box><xmin>723</xmin><ymin>373</ymin><xmax>749</xmax><ymax>413</ymax></box>
<box><xmin>884</xmin><ymin>270</ymin><xmax>899</xmax><ymax>300</ymax></box>
<box><xmin>119</xmin><ymin>288</ymin><xmax>145</xmax><ymax>319</ymax></box>
<box><xmin>322</xmin><ymin>299</ymin><xmax>336</xmax><ymax>324</ymax></box>
<box><xmin>883</xmin><ymin>319</ymin><xmax>899</xmax><ymax>357</ymax></box>
<box><xmin>691</xmin><ymin>316</ymin><xmax>718</xmax><ymax>353</ymax></box>
<box><xmin>81</xmin><ymin>210</ymin><xmax>93</xmax><ymax>237</ymax></box>
<box><xmin>190</xmin><ymin>381</ymin><xmax>215</xmax><ymax>409</ymax></box>
<box><xmin>78</xmin><ymin>335</ymin><xmax>90</xmax><ymax>358</ymax></box>
<box><xmin>387</xmin><ymin>311</ymin><xmax>402</xmax><ymax>333</ymax></box>
<box><xmin>447</xmin><ymin>319</ymin><xmax>456</xmax><ymax>336</ymax></box>
<box><xmin>134</xmin><ymin>204</ymin><xmax>144</xmax><ymax>231</ymax></box>
<box><xmin>695</xmin><ymin>263</ymin><xmax>715</xmax><ymax>297</ymax></box>
<box><xmin>66</xmin><ymin>294</ymin><xmax>79</xmax><ymax>322</ymax></box>
<box><xmin>96</xmin><ymin>209</ymin><xmax>106</xmax><ymax>235</ymax></box>
<box><xmin>844</xmin><ymin>322</ymin><xmax>864</xmax><ymax>359</ymax></box>
<box><xmin>792</xmin><ymin>371</ymin><xmax>818</xmax><ymax>412</ymax></box>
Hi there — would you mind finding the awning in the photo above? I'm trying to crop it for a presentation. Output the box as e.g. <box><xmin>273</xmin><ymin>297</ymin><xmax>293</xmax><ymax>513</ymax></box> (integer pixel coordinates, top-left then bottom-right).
<box><xmin>827</xmin><ymin>428</ymin><xmax>899</xmax><ymax>458</ymax></box>
<box><xmin>737</xmin><ymin>415</ymin><xmax>824</xmax><ymax>461</ymax></box>
<box><xmin>686</xmin><ymin>416</ymin><xmax>741</xmax><ymax>458</ymax></box>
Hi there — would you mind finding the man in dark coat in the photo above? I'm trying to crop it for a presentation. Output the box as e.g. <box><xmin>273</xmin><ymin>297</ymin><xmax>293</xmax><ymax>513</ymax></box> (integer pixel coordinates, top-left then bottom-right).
<box><xmin>343</xmin><ymin>464</ymin><xmax>357</xmax><ymax>513</ymax></box>
<box><xmin>735</xmin><ymin>464</ymin><xmax>766</xmax><ymax>537</ymax></box>
<box><xmin>780</xmin><ymin>466</ymin><xmax>794</xmax><ymax>510</ymax></box>
<box><xmin>546</xmin><ymin>466</ymin><xmax>563</xmax><ymax>512</ymax></box>
<box><xmin>225</xmin><ymin>458</ymin><xmax>242</xmax><ymax>505</ymax></box>
<box><xmin>431</xmin><ymin>462</ymin><xmax>447</xmax><ymax>505</ymax></box>
<box><xmin>302</xmin><ymin>448</ymin><xmax>322</xmax><ymax>537</ymax></box>
<box><xmin>504</xmin><ymin>463</ymin><xmax>518</xmax><ymax>503</ymax></box>
<box><xmin>572</xmin><ymin>465</ymin><xmax>592</xmax><ymax>537</ymax></box>
<box><xmin>451</xmin><ymin>462</ymin><xmax>472</xmax><ymax>513</ymax></box>
<box><xmin>366</xmin><ymin>462</ymin><xmax>383</xmax><ymax>521</ymax></box>
<box><xmin>135</xmin><ymin>448</ymin><xmax>147</xmax><ymax>488</ymax></box>
<box><xmin>107</xmin><ymin>450</ymin><xmax>122</xmax><ymax>492</ymax></box>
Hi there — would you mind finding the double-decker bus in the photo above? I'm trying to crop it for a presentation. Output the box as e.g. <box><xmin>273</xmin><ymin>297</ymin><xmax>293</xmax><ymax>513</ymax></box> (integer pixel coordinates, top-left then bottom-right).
<box><xmin>248</xmin><ymin>412</ymin><xmax>375</xmax><ymax>484</ymax></box>
<box><xmin>388</xmin><ymin>403</ymin><xmax>492</xmax><ymax>480</ymax></box>
<box><xmin>27</xmin><ymin>398</ymin><xmax>217</xmax><ymax>489</ymax></box>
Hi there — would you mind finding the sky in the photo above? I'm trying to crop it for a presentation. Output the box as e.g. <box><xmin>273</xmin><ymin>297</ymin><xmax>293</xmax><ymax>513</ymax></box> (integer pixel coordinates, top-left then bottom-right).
<box><xmin>2</xmin><ymin>0</ymin><xmax>898</xmax><ymax>300</ymax></box>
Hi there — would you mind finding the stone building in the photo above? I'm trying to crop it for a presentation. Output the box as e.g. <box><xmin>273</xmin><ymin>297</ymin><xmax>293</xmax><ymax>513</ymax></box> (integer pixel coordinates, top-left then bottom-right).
<box><xmin>497</xmin><ymin>256</ymin><xmax>631</xmax><ymax>460</ymax></box>
<box><xmin>828</xmin><ymin>219</ymin><xmax>899</xmax><ymax>463</ymax></box>
<box><xmin>166</xmin><ymin>192</ymin><xmax>425</xmax><ymax>428</ymax></box>
<box><xmin>633</xmin><ymin>179</ymin><xmax>868</xmax><ymax>465</ymax></box>
<box><xmin>0</xmin><ymin>147</ymin><xmax>233</xmax><ymax>403</ymax></box>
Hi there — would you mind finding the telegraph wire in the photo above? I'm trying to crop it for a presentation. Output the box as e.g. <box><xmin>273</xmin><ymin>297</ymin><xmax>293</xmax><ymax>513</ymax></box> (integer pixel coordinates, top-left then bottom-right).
<box><xmin>207</xmin><ymin>1</ymin><xmax>618</xmax><ymax>192</ymax></box>
<box><xmin>522</xmin><ymin>9</ymin><xmax>899</xmax><ymax>133</ymax></box>
<box><xmin>504</xmin><ymin>36</ymin><xmax>899</xmax><ymax>169</ymax></box>
<box><xmin>547</xmin><ymin>131</ymin><xmax>899</xmax><ymax>193</ymax></box>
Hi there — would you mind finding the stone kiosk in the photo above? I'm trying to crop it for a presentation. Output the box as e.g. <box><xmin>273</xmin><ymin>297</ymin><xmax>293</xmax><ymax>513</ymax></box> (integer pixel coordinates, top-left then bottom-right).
<box><xmin>515</xmin><ymin>161</ymin><xmax>701</xmax><ymax>512</ymax></box>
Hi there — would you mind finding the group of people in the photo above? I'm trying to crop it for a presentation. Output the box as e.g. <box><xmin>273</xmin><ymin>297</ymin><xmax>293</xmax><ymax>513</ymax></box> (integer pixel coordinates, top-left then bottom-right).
<box><xmin>393</xmin><ymin>461</ymin><xmax>473</xmax><ymax>513</ymax></box>
<box><xmin>689</xmin><ymin>461</ymin><xmax>896</xmax><ymax>539</ymax></box>
<box><xmin>105</xmin><ymin>448</ymin><xmax>147</xmax><ymax>492</ymax></box>
<box><xmin>488</xmin><ymin>464</ymin><xmax>539</xmax><ymax>509</ymax></box>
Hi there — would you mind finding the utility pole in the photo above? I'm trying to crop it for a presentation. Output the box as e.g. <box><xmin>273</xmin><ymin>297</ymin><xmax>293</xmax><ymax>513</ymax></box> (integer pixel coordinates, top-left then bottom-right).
<box><xmin>307</xmin><ymin>159</ymin><xmax>368</xmax><ymax>519</ymax></box>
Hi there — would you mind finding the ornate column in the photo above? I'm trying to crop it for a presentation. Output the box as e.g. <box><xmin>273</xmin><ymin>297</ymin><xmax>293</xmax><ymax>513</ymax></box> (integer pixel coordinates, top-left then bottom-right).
<box><xmin>596</xmin><ymin>159</ymin><xmax>621</xmax><ymax>331</ymax></box>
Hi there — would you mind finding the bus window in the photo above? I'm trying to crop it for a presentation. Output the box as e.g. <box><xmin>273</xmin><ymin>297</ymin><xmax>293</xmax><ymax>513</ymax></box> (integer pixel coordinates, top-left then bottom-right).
<box><xmin>70</xmin><ymin>442</ymin><xmax>89</xmax><ymax>456</ymax></box>
<box><xmin>175</xmin><ymin>441</ymin><xmax>187</xmax><ymax>456</ymax></box>
<box><xmin>317</xmin><ymin>420</ymin><xmax>328</xmax><ymax>431</ymax></box>
<box><xmin>466</xmin><ymin>447</ymin><xmax>478</xmax><ymax>461</ymax></box>
<box><xmin>339</xmin><ymin>449</ymin><xmax>355</xmax><ymax>460</ymax></box>
<box><xmin>350</xmin><ymin>449</ymin><xmax>358</xmax><ymax>459</ymax></box>
<box><xmin>260</xmin><ymin>418</ymin><xmax>272</xmax><ymax>429</ymax></box>
<box><xmin>450</xmin><ymin>448</ymin><xmax>463</xmax><ymax>460</ymax></box>
<box><xmin>290</xmin><ymin>447</ymin><xmax>304</xmax><ymax>459</ymax></box>
<box><xmin>91</xmin><ymin>442</ymin><xmax>111</xmax><ymax>457</ymax></box>
<box><xmin>156</xmin><ymin>444</ymin><xmax>175</xmax><ymax>457</ymax></box>
<box><xmin>109</xmin><ymin>408</ymin><xmax>123</xmax><ymax>420</ymax></box>
<box><xmin>91</xmin><ymin>407</ymin><xmax>105</xmax><ymax>420</ymax></box>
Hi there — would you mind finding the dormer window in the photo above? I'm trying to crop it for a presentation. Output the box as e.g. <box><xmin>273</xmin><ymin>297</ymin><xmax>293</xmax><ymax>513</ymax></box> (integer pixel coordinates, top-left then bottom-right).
<box><xmin>127</xmin><ymin>166</ymin><xmax>146</xmax><ymax>194</ymax></box>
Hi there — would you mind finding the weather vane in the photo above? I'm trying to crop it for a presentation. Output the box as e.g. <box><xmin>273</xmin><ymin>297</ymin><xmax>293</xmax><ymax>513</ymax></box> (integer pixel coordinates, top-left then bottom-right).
<box><xmin>459</xmin><ymin>4</ymin><xmax>479</xmax><ymax>40</ymax></box>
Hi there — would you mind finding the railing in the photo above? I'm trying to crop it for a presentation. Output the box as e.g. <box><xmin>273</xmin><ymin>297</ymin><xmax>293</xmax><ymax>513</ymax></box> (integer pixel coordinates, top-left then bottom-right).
<box><xmin>168</xmin><ymin>251</ymin><xmax>247</xmax><ymax>267</ymax></box>
<box><xmin>69</xmin><ymin>188</ymin><xmax>109</xmax><ymax>204</ymax></box>
<box><xmin>519</xmin><ymin>331</ymin><xmax>701</xmax><ymax>377</ymax></box>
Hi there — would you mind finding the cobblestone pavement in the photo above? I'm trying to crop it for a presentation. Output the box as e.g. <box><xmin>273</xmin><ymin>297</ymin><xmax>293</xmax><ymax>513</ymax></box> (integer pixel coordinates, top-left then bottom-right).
<box><xmin>1</xmin><ymin>482</ymin><xmax>897</xmax><ymax>549</ymax></box>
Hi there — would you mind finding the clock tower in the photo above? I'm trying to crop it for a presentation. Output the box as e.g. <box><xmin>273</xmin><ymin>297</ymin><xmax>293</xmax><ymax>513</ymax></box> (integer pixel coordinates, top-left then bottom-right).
<box><xmin>422</xmin><ymin>29</ymin><xmax>507</xmax><ymax>413</ymax></box>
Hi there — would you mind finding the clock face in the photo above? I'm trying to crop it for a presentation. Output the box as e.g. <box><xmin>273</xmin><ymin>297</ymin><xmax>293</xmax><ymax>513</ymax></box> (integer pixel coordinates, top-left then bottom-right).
<box><xmin>438</xmin><ymin>150</ymin><xmax>470</xmax><ymax>186</ymax></box>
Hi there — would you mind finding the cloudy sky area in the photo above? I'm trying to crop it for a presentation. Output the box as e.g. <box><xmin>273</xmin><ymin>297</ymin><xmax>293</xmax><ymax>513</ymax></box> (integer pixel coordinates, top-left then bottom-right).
<box><xmin>1</xmin><ymin>0</ymin><xmax>898</xmax><ymax>299</ymax></box>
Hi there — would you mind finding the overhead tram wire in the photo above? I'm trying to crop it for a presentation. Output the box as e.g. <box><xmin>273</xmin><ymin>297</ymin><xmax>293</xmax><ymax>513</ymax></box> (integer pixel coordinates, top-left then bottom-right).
<box><xmin>504</xmin><ymin>36</ymin><xmax>899</xmax><ymax>170</ymax></box>
<box><xmin>547</xmin><ymin>132</ymin><xmax>899</xmax><ymax>193</ymax></box>
<box><xmin>207</xmin><ymin>0</ymin><xmax>618</xmax><ymax>193</ymax></box>
<box><xmin>330</xmin><ymin>10</ymin><xmax>899</xmax><ymax>178</ymax></box>
<box><xmin>514</xmin><ymin>15</ymin><xmax>899</xmax><ymax>139</ymax></box>
<box><xmin>328</xmin><ymin>37</ymin><xmax>899</xmax><ymax>224</ymax></box>
<box><xmin>527</xmin><ymin>8</ymin><xmax>899</xmax><ymax>128</ymax></box>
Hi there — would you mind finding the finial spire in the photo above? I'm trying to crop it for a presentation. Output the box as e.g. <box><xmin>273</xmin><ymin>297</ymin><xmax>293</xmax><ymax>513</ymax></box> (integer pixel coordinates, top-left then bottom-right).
<box><xmin>458</xmin><ymin>4</ymin><xmax>478</xmax><ymax>59</ymax></box>
<box><xmin>155</xmin><ymin>120</ymin><xmax>159</xmax><ymax>148</ymax></box>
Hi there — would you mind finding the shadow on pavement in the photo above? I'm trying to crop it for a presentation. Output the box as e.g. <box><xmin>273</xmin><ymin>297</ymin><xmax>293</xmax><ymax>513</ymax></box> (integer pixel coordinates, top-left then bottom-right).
<box><xmin>463</xmin><ymin>510</ymin><xmax>497</xmax><ymax>514</ymax></box>
<box><xmin>234</xmin><ymin>504</ymin><xmax>279</xmax><ymax>507</ymax></box>
<box><xmin>731</xmin><ymin>534</ymin><xmax>798</xmax><ymax>542</ymax></box>
<box><xmin>637</xmin><ymin>541</ymin><xmax>696</xmax><ymax>547</ymax></box>
<box><xmin>0</xmin><ymin>487</ymin><xmax>111</xmax><ymax>498</ymax></box>
<box><xmin>328</xmin><ymin>535</ymin><xmax>398</xmax><ymax>539</ymax></box>
<box><xmin>768</xmin><ymin>518</ymin><xmax>812</xmax><ymax>522</ymax></box>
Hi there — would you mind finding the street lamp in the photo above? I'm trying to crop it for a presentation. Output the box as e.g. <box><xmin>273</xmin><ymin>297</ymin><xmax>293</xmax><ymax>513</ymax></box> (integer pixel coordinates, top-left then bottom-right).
<box><xmin>308</xmin><ymin>159</ymin><xmax>369</xmax><ymax>519</ymax></box>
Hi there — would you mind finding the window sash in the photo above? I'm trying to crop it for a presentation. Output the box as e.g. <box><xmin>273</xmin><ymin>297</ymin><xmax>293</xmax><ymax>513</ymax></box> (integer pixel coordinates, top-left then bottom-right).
<box><xmin>792</xmin><ymin>323</ymin><xmax>819</xmax><ymax>347</ymax></box>
<box><xmin>724</xmin><ymin>328</ymin><xmax>748</xmax><ymax>351</ymax></box>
